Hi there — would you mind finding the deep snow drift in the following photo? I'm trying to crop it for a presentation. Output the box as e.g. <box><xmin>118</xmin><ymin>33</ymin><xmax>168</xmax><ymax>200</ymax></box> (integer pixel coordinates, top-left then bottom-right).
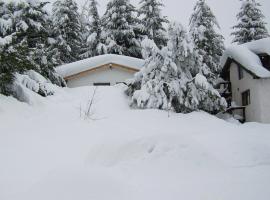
<box><xmin>0</xmin><ymin>86</ymin><xmax>270</xmax><ymax>200</ymax></box>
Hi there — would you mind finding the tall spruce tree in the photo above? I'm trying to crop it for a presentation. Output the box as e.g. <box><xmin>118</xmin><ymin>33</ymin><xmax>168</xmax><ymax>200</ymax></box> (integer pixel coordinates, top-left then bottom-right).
<box><xmin>231</xmin><ymin>0</ymin><xmax>269</xmax><ymax>44</ymax></box>
<box><xmin>102</xmin><ymin>0</ymin><xmax>142</xmax><ymax>58</ymax></box>
<box><xmin>81</xmin><ymin>0</ymin><xmax>107</xmax><ymax>58</ymax></box>
<box><xmin>138</xmin><ymin>0</ymin><xmax>168</xmax><ymax>49</ymax></box>
<box><xmin>189</xmin><ymin>0</ymin><xmax>225</xmax><ymax>83</ymax></box>
<box><xmin>52</xmin><ymin>0</ymin><xmax>83</xmax><ymax>64</ymax></box>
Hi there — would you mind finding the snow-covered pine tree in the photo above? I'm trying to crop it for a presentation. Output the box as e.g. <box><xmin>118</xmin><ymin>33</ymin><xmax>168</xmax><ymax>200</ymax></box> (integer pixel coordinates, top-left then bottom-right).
<box><xmin>167</xmin><ymin>22</ymin><xmax>198</xmax><ymax>78</ymax></box>
<box><xmin>128</xmin><ymin>38</ymin><xmax>179</xmax><ymax>110</ymax></box>
<box><xmin>81</xmin><ymin>0</ymin><xmax>107</xmax><ymax>58</ymax></box>
<box><xmin>138</xmin><ymin>0</ymin><xmax>168</xmax><ymax>49</ymax></box>
<box><xmin>126</xmin><ymin>22</ymin><xmax>227</xmax><ymax>114</ymax></box>
<box><xmin>102</xmin><ymin>0</ymin><xmax>142</xmax><ymax>58</ymax></box>
<box><xmin>14</xmin><ymin>0</ymin><xmax>49</xmax><ymax>48</ymax></box>
<box><xmin>15</xmin><ymin>0</ymin><xmax>64</xmax><ymax>85</ymax></box>
<box><xmin>51</xmin><ymin>0</ymin><xmax>83</xmax><ymax>64</ymax></box>
<box><xmin>0</xmin><ymin>0</ymin><xmax>65</xmax><ymax>95</ymax></box>
<box><xmin>231</xmin><ymin>0</ymin><xmax>269</xmax><ymax>44</ymax></box>
<box><xmin>189</xmin><ymin>0</ymin><xmax>225</xmax><ymax>82</ymax></box>
<box><xmin>0</xmin><ymin>1</ymin><xmax>35</xmax><ymax>95</ymax></box>
<box><xmin>0</xmin><ymin>39</ymin><xmax>33</xmax><ymax>95</ymax></box>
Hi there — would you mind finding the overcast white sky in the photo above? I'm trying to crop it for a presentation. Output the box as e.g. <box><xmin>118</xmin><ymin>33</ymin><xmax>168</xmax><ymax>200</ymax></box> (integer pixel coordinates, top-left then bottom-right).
<box><xmin>11</xmin><ymin>0</ymin><xmax>269</xmax><ymax>46</ymax></box>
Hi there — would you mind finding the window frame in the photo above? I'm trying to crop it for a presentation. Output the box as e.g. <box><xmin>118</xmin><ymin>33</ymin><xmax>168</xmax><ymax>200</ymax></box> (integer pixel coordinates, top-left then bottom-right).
<box><xmin>242</xmin><ymin>89</ymin><xmax>251</xmax><ymax>106</ymax></box>
<box><xmin>238</xmin><ymin>65</ymin><xmax>244</xmax><ymax>80</ymax></box>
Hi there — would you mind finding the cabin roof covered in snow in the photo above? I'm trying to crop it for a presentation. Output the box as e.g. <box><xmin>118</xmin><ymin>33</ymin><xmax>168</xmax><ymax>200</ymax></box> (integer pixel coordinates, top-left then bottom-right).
<box><xmin>56</xmin><ymin>54</ymin><xmax>145</xmax><ymax>78</ymax></box>
<box><xmin>221</xmin><ymin>38</ymin><xmax>270</xmax><ymax>78</ymax></box>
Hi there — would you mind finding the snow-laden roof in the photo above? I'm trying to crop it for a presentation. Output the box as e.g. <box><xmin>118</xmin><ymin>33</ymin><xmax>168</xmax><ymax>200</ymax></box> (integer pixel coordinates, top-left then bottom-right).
<box><xmin>56</xmin><ymin>54</ymin><xmax>145</xmax><ymax>78</ymax></box>
<box><xmin>221</xmin><ymin>38</ymin><xmax>270</xmax><ymax>78</ymax></box>
<box><xmin>244</xmin><ymin>38</ymin><xmax>270</xmax><ymax>56</ymax></box>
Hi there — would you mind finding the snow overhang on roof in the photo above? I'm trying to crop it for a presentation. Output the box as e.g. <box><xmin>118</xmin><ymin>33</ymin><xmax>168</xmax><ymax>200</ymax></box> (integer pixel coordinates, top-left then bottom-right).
<box><xmin>56</xmin><ymin>54</ymin><xmax>145</xmax><ymax>78</ymax></box>
<box><xmin>221</xmin><ymin>38</ymin><xmax>270</xmax><ymax>79</ymax></box>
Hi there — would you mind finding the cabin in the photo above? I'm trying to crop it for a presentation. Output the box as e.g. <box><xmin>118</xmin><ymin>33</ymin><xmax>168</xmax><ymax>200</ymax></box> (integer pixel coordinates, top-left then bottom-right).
<box><xmin>220</xmin><ymin>38</ymin><xmax>270</xmax><ymax>124</ymax></box>
<box><xmin>56</xmin><ymin>54</ymin><xmax>144</xmax><ymax>87</ymax></box>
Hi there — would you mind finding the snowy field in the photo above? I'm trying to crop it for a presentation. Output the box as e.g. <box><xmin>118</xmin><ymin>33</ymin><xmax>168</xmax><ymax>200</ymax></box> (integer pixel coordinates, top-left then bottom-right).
<box><xmin>1</xmin><ymin>85</ymin><xmax>270</xmax><ymax>200</ymax></box>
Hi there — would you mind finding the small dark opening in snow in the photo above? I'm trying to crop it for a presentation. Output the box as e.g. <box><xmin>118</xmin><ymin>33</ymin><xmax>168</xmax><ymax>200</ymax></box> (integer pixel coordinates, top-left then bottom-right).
<box><xmin>93</xmin><ymin>83</ymin><xmax>111</xmax><ymax>86</ymax></box>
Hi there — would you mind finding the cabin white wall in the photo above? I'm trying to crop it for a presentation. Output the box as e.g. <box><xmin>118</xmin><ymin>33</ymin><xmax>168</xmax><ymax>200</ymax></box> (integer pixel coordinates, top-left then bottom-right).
<box><xmin>230</xmin><ymin>62</ymin><xmax>270</xmax><ymax>123</ymax></box>
<box><xmin>66</xmin><ymin>66</ymin><xmax>136</xmax><ymax>88</ymax></box>
<box><xmin>230</xmin><ymin>62</ymin><xmax>263</xmax><ymax>122</ymax></box>
<box><xmin>256</xmin><ymin>79</ymin><xmax>270</xmax><ymax>123</ymax></box>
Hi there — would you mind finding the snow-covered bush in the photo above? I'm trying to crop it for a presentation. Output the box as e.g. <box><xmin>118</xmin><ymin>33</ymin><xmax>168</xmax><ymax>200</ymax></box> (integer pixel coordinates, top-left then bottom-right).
<box><xmin>12</xmin><ymin>70</ymin><xmax>57</xmax><ymax>103</ymax></box>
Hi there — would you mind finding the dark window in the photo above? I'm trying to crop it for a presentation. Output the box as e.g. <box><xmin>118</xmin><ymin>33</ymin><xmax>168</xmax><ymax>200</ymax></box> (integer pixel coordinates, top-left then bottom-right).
<box><xmin>259</xmin><ymin>55</ymin><xmax>270</xmax><ymax>71</ymax></box>
<box><xmin>242</xmin><ymin>90</ymin><xmax>250</xmax><ymax>106</ymax></box>
<box><xmin>238</xmin><ymin>65</ymin><xmax>244</xmax><ymax>80</ymax></box>
<box><xmin>93</xmin><ymin>82</ymin><xmax>110</xmax><ymax>86</ymax></box>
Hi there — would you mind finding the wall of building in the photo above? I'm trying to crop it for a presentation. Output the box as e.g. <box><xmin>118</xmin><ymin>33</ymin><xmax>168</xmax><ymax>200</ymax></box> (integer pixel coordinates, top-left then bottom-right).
<box><xmin>66</xmin><ymin>65</ymin><xmax>136</xmax><ymax>88</ymax></box>
<box><xmin>230</xmin><ymin>62</ymin><xmax>270</xmax><ymax>123</ymax></box>
<box><xmin>256</xmin><ymin>79</ymin><xmax>270</xmax><ymax>123</ymax></box>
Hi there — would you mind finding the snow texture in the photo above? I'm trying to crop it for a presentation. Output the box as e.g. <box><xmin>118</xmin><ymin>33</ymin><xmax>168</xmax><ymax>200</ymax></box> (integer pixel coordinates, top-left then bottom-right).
<box><xmin>56</xmin><ymin>54</ymin><xmax>145</xmax><ymax>78</ymax></box>
<box><xmin>12</xmin><ymin>71</ymin><xmax>56</xmax><ymax>104</ymax></box>
<box><xmin>0</xmin><ymin>86</ymin><xmax>270</xmax><ymax>200</ymax></box>
<box><xmin>244</xmin><ymin>37</ymin><xmax>270</xmax><ymax>55</ymax></box>
<box><xmin>221</xmin><ymin>37</ymin><xmax>270</xmax><ymax>78</ymax></box>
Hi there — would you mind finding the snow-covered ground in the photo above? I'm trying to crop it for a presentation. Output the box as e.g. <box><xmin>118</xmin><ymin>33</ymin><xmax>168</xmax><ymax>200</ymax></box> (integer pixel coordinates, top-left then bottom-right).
<box><xmin>1</xmin><ymin>85</ymin><xmax>270</xmax><ymax>200</ymax></box>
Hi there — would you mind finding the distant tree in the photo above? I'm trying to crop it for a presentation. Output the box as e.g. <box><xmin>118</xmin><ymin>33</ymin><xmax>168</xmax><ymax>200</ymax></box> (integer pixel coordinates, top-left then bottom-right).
<box><xmin>138</xmin><ymin>0</ymin><xmax>168</xmax><ymax>48</ymax></box>
<box><xmin>189</xmin><ymin>0</ymin><xmax>225</xmax><ymax>83</ymax></box>
<box><xmin>81</xmin><ymin>0</ymin><xmax>107</xmax><ymax>58</ymax></box>
<box><xmin>51</xmin><ymin>0</ymin><xmax>83</xmax><ymax>64</ymax></box>
<box><xmin>231</xmin><ymin>0</ymin><xmax>269</xmax><ymax>44</ymax></box>
<box><xmin>102</xmin><ymin>0</ymin><xmax>142</xmax><ymax>58</ymax></box>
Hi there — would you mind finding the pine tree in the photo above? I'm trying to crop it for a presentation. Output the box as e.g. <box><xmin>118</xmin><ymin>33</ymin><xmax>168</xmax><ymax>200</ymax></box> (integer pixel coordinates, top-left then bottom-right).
<box><xmin>0</xmin><ymin>0</ymin><xmax>65</xmax><ymax>95</ymax></box>
<box><xmin>138</xmin><ymin>0</ymin><xmax>168</xmax><ymax>48</ymax></box>
<box><xmin>0</xmin><ymin>1</ymin><xmax>35</xmax><ymax>95</ymax></box>
<box><xmin>126</xmin><ymin>22</ymin><xmax>227</xmax><ymax>114</ymax></box>
<box><xmin>189</xmin><ymin>0</ymin><xmax>225</xmax><ymax>82</ymax></box>
<box><xmin>231</xmin><ymin>0</ymin><xmax>269</xmax><ymax>44</ymax></box>
<box><xmin>128</xmin><ymin>38</ymin><xmax>179</xmax><ymax>110</ymax></box>
<box><xmin>102</xmin><ymin>0</ymin><xmax>142</xmax><ymax>58</ymax></box>
<box><xmin>167</xmin><ymin>22</ymin><xmax>198</xmax><ymax>78</ymax></box>
<box><xmin>14</xmin><ymin>0</ymin><xmax>49</xmax><ymax>48</ymax></box>
<box><xmin>51</xmin><ymin>0</ymin><xmax>83</xmax><ymax>64</ymax></box>
<box><xmin>81</xmin><ymin>0</ymin><xmax>107</xmax><ymax>58</ymax></box>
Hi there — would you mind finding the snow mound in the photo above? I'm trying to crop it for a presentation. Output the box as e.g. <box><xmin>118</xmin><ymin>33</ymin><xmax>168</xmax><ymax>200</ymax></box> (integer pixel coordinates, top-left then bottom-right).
<box><xmin>1</xmin><ymin>86</ymin><xmax>270</xmax><ymax>200</ymax></box>
<box><xmin>244</xmin><ymin>37</ymin><xmax>270</xmax><ymax>55</ymax></box>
